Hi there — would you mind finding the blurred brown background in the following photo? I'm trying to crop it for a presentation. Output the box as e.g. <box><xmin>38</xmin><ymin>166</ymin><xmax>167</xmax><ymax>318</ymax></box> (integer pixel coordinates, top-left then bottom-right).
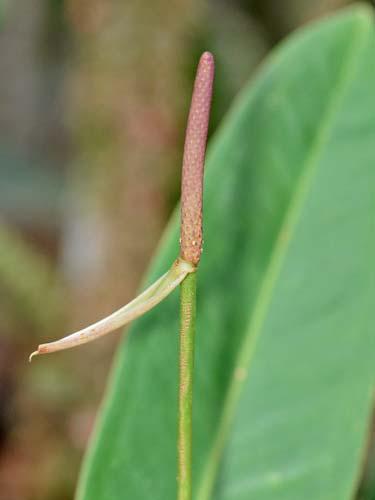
<box><xmin>0</xmin><ymin>1</ymin><xmax>373</xmax><ymax>499</ymax></box>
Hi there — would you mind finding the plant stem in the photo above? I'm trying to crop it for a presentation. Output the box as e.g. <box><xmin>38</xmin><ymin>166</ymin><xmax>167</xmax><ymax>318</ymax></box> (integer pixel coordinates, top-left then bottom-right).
<box><xmin>178</xmin><ymin>271</ymin><xmax>197</xmax><ymax>500</ymax></box>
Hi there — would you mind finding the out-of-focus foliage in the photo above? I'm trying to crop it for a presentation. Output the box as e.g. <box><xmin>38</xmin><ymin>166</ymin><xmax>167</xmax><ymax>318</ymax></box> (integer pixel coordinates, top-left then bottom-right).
<box><xmin>0</xmin><ymin>222</ymin><xmax>64</xmax><ymax>335</ymax></box>
<box><xmin>77</xmin><ymin>6</ymin><xmax>375</xmax><ymax>500</ymax></box>
<box><xmin>1</xmin><ymin>1</ymin><xmax>374</xmax><ymax>499</ymax></box>
<box><xmin>0</xmin><ymin>148</ymin><xmax>63</xmax><ymax>229</ymax></box>
<box><xmin>0</xmin><ymin>1</ymin><xmax>5</xmax><ymax>25</ymax></box>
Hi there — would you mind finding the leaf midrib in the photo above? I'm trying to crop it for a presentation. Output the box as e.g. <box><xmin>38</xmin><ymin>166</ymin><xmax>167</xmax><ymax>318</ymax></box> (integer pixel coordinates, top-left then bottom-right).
<box><xmin>196</xmin><ymin>16</ymin><xmax>370</xmax><ymax>500</ymax></box>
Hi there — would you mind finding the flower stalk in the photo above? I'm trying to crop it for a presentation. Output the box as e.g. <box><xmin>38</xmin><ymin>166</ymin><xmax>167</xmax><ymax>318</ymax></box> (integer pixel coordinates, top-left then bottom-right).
<box><xmin>178</xmin><ymin>51</ymin><xmax>214</xmax><ymax>500</ymax></box>
<box><xmin>29</xmin><ymin>49</ymin><xmax>215</xmax><ymax>500</ymax></box>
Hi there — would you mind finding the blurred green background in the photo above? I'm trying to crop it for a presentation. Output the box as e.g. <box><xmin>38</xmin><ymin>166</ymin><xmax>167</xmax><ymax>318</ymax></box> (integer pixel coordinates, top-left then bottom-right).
<box><xmin>0</xmin><ymin>1</ymin><xmax>374</xmax><ymax>499</ymax></box>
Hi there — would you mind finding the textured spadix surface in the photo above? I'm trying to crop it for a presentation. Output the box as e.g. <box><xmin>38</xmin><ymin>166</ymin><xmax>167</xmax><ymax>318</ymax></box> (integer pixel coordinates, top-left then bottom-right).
<box><xmin>77</xmin><ymin>6</ymin><xmax>375</xmax><ymax>500</ymax></box>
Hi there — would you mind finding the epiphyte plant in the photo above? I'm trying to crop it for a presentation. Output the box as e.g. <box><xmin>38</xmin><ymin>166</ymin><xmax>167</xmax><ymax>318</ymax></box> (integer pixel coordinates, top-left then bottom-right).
<box><xmin>30</xmin><ymin>51</ymin><xmax>215</xmax><ymax>500</ymax></box>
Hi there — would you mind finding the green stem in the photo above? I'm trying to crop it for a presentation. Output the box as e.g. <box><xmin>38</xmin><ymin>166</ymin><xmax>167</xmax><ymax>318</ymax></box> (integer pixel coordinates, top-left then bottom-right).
<box><xmin>178</xmin><ymin>271</ymin><xmax>197</xmax><ymax>500</ymax></box>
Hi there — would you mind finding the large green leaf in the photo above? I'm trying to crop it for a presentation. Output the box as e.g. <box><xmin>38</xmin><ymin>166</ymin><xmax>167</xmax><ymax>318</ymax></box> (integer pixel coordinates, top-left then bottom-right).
<box><xmin>77</xmin><ymin>6</ymin><xmax>375</xmax><ymax>500</ymax></box>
